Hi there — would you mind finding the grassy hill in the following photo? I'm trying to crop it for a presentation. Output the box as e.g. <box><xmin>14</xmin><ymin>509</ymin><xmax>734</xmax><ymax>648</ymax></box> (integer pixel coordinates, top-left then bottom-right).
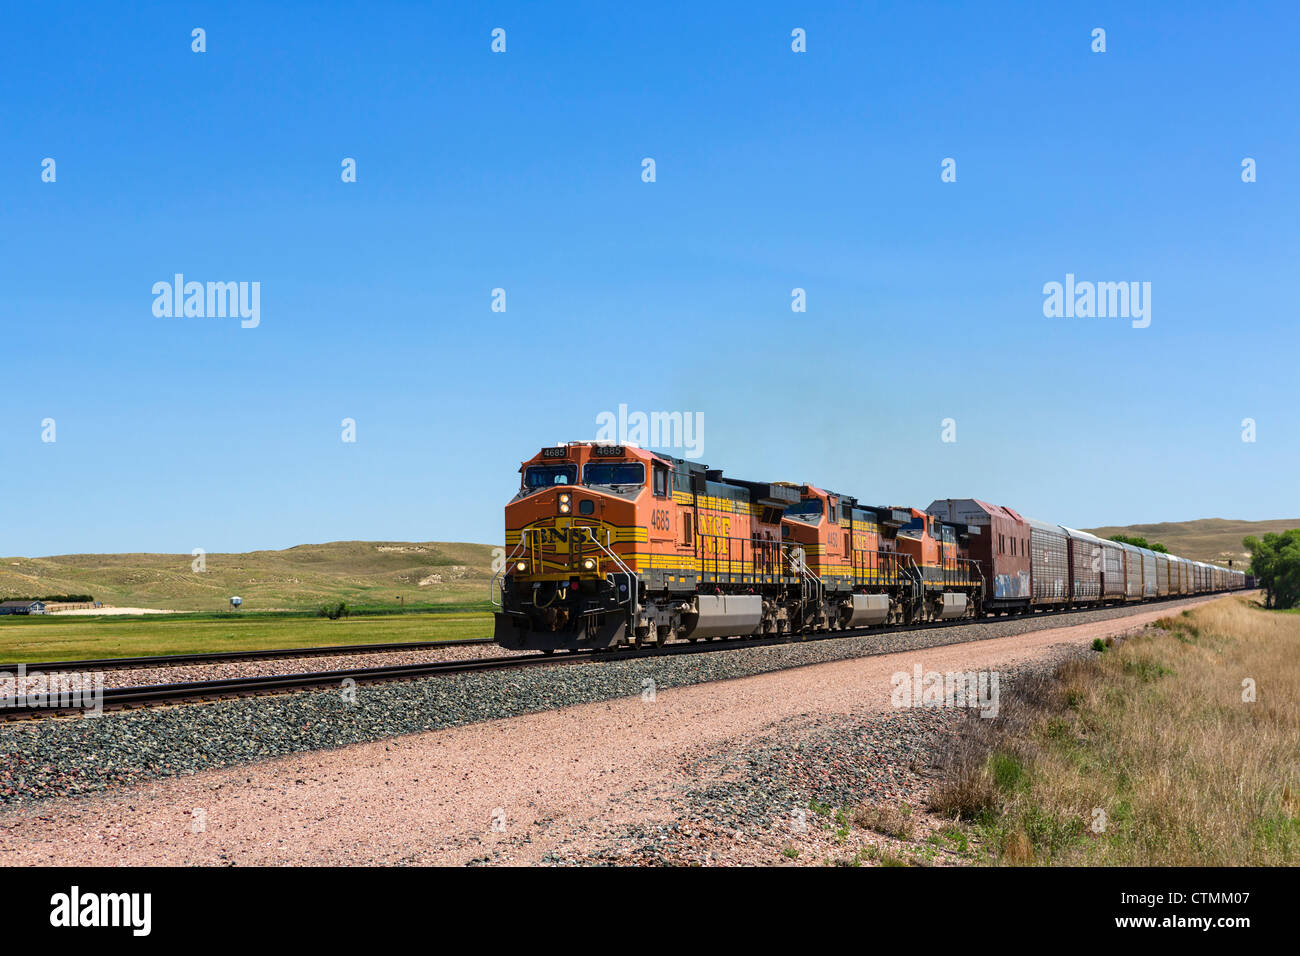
<box><xmin>1083</xmin><ymin>518</ymin><xmax>1300</xmax><ymax>567</ymax></box>
<box><xmin>0</xmin><ymin>541</ymin><xmax>496</xmax><ymax>612</ymax></box>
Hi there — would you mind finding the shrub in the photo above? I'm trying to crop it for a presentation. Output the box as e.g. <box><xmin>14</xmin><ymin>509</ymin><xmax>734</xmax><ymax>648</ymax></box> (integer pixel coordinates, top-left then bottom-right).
<box><xmin>318</xmin><ymin>601</ymin><xmax>350</xmax><ymax>620</ymax></box>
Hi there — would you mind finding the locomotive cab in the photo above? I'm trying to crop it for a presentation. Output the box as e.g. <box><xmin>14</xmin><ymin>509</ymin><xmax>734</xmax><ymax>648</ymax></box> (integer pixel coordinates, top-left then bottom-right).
<box><xmin>494</xmin><ymin>443</ymin><xmax>650</xmax><ymax>650</ymax></box>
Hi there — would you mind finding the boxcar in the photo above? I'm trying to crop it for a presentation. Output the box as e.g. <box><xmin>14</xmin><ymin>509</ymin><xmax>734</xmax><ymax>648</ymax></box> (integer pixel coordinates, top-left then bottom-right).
<box><xmin>926</xmin><ymin>499</ymin><xmax>1031</xmax><ymax>611</ymax></box>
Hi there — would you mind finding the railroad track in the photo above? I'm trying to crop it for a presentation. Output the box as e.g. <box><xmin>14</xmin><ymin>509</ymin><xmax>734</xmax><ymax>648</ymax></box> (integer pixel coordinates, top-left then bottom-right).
<box><xmin>0</xmin><ymin>594</ymin><xmax>1224</xmax><ymax>721</ymax></box>
<box><xmin>0</xmin><ymin>637</ymin><xmax>494</xmax><ymax>674</ymax></box>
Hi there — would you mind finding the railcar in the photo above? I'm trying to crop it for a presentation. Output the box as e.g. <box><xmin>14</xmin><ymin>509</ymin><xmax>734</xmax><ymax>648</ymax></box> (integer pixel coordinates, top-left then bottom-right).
<box><xmin>1154</xmin><ymin>551</ymin><xmax>1170</xmax><ymax>598</ymax></box>
<box><xmin>1061</xmin><ymin>526</ymin><xmax>1129</xmax><ymax>603</ymax></box>
<box><xmin>1136</xmin><ymin>546</ymin><xmax>1158</xmax><ymax>598</ymax></box>
<box><xmin>1117</xmin><ymin>541</ymin><xmax>1142</xmax><ymax>600</ymax></box>
<box><xmin>1170</xmin><ymin>554</ymin><xmax>1188</xmax><ymax>596</ymax></box>
<box><xmin>925</xmin><ymin>499</ymin><xmax>1030</xmax><ymax>613</ymax></box>
<box><xmin>1061</xmin><ymin>526</ymin><xmax>1102</xmax><ymax>604</ymax></box>
<box><xmin>1026</xmin><ymin>518</ymin><xmax>1070</xmax><ymax>607</ymax></box>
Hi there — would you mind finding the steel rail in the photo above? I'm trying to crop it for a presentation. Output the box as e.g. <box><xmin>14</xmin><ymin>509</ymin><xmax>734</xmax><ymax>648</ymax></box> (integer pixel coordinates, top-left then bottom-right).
<box><xmin>0</xmin><ymin>638</ymin><xmax>494</xmax><ymax>674</ymax></box>
<box><xmin>0</xmin><ymin>592</ymin><xmax>1231</xmax><ymax>721</ymax></box>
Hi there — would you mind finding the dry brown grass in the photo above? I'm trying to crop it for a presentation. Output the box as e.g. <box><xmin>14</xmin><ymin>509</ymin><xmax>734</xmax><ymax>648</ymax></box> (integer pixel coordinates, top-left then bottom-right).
<box><xmin>852</xmin><ymin>802</ymin><xmax>917</xmax><ymax>840</ymax></box>
<box><xmin>930</xmin><ymin>595</ymin><xmax>1300</xmax><ymax>865</ymax></box>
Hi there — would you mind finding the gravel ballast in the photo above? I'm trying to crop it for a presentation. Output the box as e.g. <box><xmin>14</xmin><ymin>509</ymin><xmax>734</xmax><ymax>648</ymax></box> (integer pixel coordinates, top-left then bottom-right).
<box><xmin>0</xmin><ymin>641</ymin><xmax>526</xmax><ymax>700</ymax></box>
<box><xmin>0</xmin><ymin>598</ymin><xmax>1215</xmax><ymax>807</ymax></box>
<box><xmin>535</xmin><ymin>653</ymin><xmax>1081</xmax><ymax>866</ymax></box>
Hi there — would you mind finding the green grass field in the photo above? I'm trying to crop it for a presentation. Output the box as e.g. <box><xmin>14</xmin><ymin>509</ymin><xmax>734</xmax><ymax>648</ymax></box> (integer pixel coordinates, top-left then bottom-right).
<box><xmin>0</xmin><ymin>609</ymin><xmax>494</xmax><ymax>664</ymax></box>
<box><xmin>0</xmin><ymin>540</ymin><xmax>497</xmax><ymax>613</ymax></box>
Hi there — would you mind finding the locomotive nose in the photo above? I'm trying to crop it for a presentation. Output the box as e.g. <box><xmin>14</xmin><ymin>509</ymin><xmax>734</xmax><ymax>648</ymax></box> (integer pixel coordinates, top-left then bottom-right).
<box><xmin>511</xmin><ymin>515</ymin><xmax>606</xmax><ymax>578</ymax></box>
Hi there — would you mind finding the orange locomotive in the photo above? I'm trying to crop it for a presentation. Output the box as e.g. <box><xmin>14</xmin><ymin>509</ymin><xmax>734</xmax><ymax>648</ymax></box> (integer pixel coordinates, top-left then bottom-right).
<box><xmin>492</xmin><ymin>442</ymin><xmax>984</xmax><ymax>651</ymax></box>
<box><xmin>781</xmin><ymin>487</ymin><xmax>983</xmax><ymax>628</ymax></box>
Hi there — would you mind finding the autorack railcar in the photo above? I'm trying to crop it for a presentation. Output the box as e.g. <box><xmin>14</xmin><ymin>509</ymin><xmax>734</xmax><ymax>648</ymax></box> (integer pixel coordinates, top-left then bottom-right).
<box><xmin>1026</xmin><ymin>517</ymin><xmax>1070</xmax><ymax>606</ymax></box>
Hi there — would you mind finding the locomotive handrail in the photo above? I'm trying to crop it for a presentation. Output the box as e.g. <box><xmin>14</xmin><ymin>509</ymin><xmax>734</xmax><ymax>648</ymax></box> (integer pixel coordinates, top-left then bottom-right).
<box><xmin>936</xmin><ymin>555</ymin><xmax>983</xmax><ymax>590</ymax></box>
<box><xmin>582</xmin><ymin>525</ymin><xmax>635</xmax><ymax>584</ymax></box>
<box><xmin>490</xmin><ymin>527</ymin><xmax>535</xmax><ymax>608</ymax></box>
<box><xmin>898</xmin><ymin>552</ymin><xmax>925</xmax><ymax>604</ymax></box>
<box><xmin>695</xmin><ymin>531</ymin><xmax>787</xmax><ymax>581</ymax></box>
<box><xmin>952</xmin><ymin>556</ymin><xmax>984</xmax><ymax>592</ymax></box>
<box><xmin>582</xmin><ymin>526</ymin><xmax>639</xmax><ymax>620</ymax></box>
<box><xmin>848</xmin><ymin>546</ymin><xmax>906</xmax><ymax>587</ymax></box>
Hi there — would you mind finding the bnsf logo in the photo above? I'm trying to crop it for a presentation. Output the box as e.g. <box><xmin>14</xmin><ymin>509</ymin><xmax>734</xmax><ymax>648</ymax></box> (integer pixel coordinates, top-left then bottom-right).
<box><xmin>651</xmin><ymin>509</ymin><xmax>671</xmax><ymax>531</ymax></box>
<box><xmin>698</xmin><ymin>514</ymin><xmax>730</xmax><ymax>537</ymax></box>
<box><xmin>536</xmin><ymin>528</ymin><xmax>573</xmax><ymax>543</ymax></box>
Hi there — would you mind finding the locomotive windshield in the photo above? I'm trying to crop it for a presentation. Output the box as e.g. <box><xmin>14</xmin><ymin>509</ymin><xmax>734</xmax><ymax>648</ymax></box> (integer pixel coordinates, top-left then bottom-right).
<box><xmin>523</xmin><ymin>464</ymin><xmax>577</xmax><ymax>488</ymax></box>
<box><xmin>786</xmin><ymin>499</ymin><xmax>824</xmax><ymax>519</ymax></box>
<box><xmin>583</xmin><ymin>462</ymin><xmax>645</xmax><ymax>487</ymax></box>
<box><xmin>900</xmin><ymin>516</ymin><xmax>930</xmax><ymax>537</ymax></box>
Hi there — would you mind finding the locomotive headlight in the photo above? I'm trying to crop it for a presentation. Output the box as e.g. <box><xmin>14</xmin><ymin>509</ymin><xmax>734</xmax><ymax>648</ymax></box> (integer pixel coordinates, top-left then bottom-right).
<box><xmin>582</xmin><ymin>558</ymin><xmax>596</xmax><ymax>571</ymax></box>
<box><xmin>559</xmin><ymin>493</ymin><xmax>570</xmax><ymax>503</ymax></box>
<box><xmin>558</xmin><ymin>493</ymin><xmax>571</xmax><ymax>513</ymax></box>
<box><xmin>515</xmin><ymin>561</ymin><xmax>528</xmax><ymax>573</ymax></box>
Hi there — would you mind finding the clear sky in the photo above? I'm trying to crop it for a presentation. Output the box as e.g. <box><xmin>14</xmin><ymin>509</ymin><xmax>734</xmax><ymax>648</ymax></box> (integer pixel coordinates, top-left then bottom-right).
<box><xmin>3</xmin><ymin>1</ymin><xmax>1297</xmax><ymax>557</ymax></box>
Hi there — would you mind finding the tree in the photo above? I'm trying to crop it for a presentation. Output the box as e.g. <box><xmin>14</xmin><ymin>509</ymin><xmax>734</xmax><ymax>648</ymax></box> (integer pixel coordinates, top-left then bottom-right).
<box><xmin>1108</xmin><ymin>534</ymin><xmax>1168</xmax><ymax>553</ymax></box>
<box><xmin>1243</xmin><ymin>530</ymin><xmax>1300</xmax><ymax>609</ymax></box>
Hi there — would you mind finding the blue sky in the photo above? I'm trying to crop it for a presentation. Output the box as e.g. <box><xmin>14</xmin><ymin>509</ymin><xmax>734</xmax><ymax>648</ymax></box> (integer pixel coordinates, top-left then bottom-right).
<box><xmin>2</xmin><ymin>1</ymin><xmax>1297</xmax><ymax>556</ymax></box>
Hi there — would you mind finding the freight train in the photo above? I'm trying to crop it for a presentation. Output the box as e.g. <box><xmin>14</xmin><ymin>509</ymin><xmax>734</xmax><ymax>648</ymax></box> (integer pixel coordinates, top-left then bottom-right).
<box><xmin>492</xmin><ymin>442</ymin><xmax>1248</xmax><ymax>652</ymax></box>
